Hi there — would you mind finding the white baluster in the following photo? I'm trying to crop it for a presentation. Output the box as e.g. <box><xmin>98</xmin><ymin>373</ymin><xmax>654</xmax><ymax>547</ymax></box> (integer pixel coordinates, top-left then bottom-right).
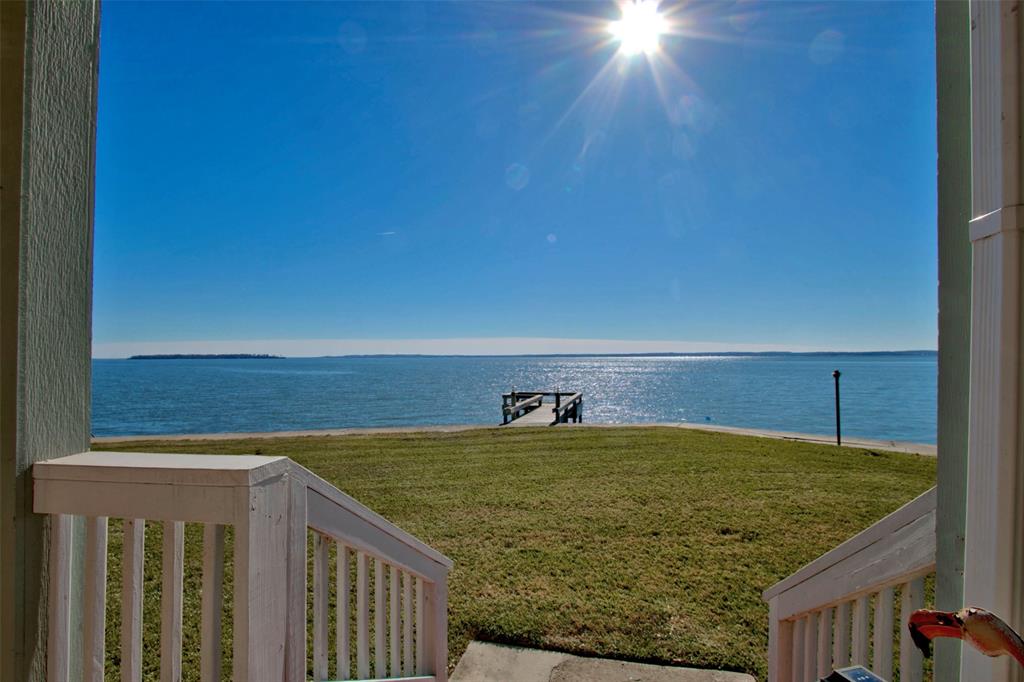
<box><xmin>851</xmin><ymin>595</ymin><xmax>869</xmax><ymax>666</ymax></box>
<box><xmin>313</xmin><ymin>534</ymin><xmax>329</xmax><ymax>681</ymax></box>
<box><xmin>390</xmin><ymin>566</ymin><xmax>400</xmax><ymax>676</ymax></box>
<box><xmin>357</xmin><ymin>551</ymin><xmax>370</xmax><ymax>678</ymax></box>
<box><xmin>121</xmin><ymin>519</ymin><xmax>145</xmax><ymax>682</ymax></box>
<box><xmin>286</xmin><ymin>475</ymin><xmax>308</xmax><ymax>682</ymax></box>
<box><xmin>817</xmin><ymin>608</ymin><xmax>832</xmax><ymax>678</ymax></box>
<box><xmin>201</xmin><ymin>524</ymin><xmax>225</xmax><ymax>682</ymax></box>
<box><xmin>161</xmin><ymin>521</ymin><xmax>184</xmax><ymax>682</ymax></box>
<box><xmin>403</xmin><ymin>572</ymin><xmax>413</xmax><ymax>675</ymax></box>
<box><xmin>83</xmin><ymin>517</ymin><xmax>108</xmax><ymax>682</ymax></box>
<box><xmin>48</xmin><ymin>514</ymin><xmax>73</xmax><ymax>682</ymax></box>
<box><xmin>803</xmin><ymin>613</ymin><xmax>817</xmax><ymax>682</ymax></box>
<box><xmin>834</xmin><ymin>601</ymin><xmax>851</xmax><ymax>667</ymax></box>
<box><xmin>899</xmin><ymin>578</ymin><xmax>925</xmax><ymax>682</ymax></box>
<box><xmin>873</xmin><ymin>588</ymin><xmax>894</xmax><ymax>680</ymax></box>
<box><xmin>416</xmin><ymin>576</ymin><xmax>426</xmax><ymax>674</ymax></box>
<box><xmin>375</xmin><ymin>559</ymin><xmax>386</xmax><ymax>676</ymax></box>
<box><xmin>337</xmin><ymin>543</ymin><xmax>350</xmax><ymax>680</ymax></box>
<box><xmin>792</xmin><ymin>617</ymin><xmax>805</xmax><ymax>682</ymax></box>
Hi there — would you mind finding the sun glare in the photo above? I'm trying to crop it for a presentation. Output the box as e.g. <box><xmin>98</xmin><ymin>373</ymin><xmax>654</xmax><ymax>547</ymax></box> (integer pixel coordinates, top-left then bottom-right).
<box><xmin>608</xmin><ymin>0</ymin><xmax>668</xmax><ymax>57</ymax></box>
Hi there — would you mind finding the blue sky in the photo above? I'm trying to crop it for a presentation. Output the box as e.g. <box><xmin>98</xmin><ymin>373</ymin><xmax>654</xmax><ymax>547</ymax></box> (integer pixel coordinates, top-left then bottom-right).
<box><xmin>93</xmin><ymin>1</ymin><xmax>937</xmax><ymax>357</ymax></box>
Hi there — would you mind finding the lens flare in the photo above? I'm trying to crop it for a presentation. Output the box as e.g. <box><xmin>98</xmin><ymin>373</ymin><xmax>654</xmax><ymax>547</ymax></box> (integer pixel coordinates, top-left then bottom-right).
<box><xmin>608</xmin><ymin>1</ymin><xmax>668</xmax><ymax>57</ymax></box>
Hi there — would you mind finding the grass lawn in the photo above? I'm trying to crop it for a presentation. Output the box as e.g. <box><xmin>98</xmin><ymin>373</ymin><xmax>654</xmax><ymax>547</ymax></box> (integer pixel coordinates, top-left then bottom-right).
<box><xmin>96</xmin><ymin>426</ymin><xmax>935</xmax><ymax>680</ymax></box>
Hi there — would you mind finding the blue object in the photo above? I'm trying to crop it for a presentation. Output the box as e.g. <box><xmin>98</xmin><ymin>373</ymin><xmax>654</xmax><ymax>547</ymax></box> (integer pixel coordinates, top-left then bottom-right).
<box><xmin>823</xmin><ymin>665</ymin><xmax>888</xmax><ymax>682</ymax></box>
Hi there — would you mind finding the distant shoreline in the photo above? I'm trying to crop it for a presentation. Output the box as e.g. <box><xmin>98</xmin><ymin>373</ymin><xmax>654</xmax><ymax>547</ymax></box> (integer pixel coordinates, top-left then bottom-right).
<box><xmin>309</xmin><ymin>350</ymin><xmax>937</xmax><ymax>359</ymax></box>
<box><xmin>103</xmin><ymin>350</ymin><xmax>938</xmax><ymax>361</ymax></box>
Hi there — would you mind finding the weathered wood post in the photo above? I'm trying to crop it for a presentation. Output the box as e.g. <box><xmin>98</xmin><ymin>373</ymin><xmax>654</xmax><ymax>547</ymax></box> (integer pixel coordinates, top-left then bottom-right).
<box><xmin>832</xmin><ymin>370</ymin><xmax>842</xmax><ymax>446</ymax></box>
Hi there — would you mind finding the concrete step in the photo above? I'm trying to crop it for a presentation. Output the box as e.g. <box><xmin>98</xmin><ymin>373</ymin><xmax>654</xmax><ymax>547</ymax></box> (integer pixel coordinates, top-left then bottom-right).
<box><xmin>450</xmin><ymin>641</ymin><xmax>756</xmax><ymax>682</ymax></box>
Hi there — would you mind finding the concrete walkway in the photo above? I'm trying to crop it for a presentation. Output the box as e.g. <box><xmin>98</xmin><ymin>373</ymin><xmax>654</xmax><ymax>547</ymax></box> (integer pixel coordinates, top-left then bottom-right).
<box><xmin>450</xmin><ymin>642</ymin><xmax>755</xmax><ymax>682</ymax></box>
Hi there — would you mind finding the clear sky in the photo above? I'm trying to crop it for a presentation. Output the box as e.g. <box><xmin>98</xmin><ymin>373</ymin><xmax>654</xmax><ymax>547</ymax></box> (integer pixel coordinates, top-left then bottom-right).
<box><xmin>93</xmin><ymin>1</ymin><xmax>937</xmax><ymax>358</ymax></box>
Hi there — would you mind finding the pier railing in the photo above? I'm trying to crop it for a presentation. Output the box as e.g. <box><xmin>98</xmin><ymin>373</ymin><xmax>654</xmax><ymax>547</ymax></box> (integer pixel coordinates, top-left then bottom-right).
<box><xmin>34</xmin><ymin>451</ymin><xmax>452</xmax><ymax>682</ymax></box>
<box><xmin>553</xmin><ymin>392</ymin><xmax>583</xmax><ymax>424</ymax></box>
<box><xmin>762</xmin><ymin>487</ymin><xmax>935</xmax><ymax>682</ymax></box>
<box><xmin>501</xmin><ymin>392</ymin><xmax>545</xmax><ymax>424</ymax></box>
<box><xmin>501</xmin><ymin>391</ymin><xmax>583</xmax><ymax>425</ymax></box>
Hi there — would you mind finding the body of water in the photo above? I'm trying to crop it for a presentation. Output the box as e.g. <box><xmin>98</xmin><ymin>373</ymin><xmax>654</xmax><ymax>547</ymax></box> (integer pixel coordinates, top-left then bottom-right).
<box><xmin>92</xmin><ymin>353</ymin><xmax>937</xmax><ymax>443</ymax></box>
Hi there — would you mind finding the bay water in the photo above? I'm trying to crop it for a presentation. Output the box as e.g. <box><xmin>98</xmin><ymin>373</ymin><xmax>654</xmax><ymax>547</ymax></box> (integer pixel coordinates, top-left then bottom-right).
<box><xmin>92</xmin><ymin>353</ymin><xmax>936</xmax><ymax>443</ymax></box>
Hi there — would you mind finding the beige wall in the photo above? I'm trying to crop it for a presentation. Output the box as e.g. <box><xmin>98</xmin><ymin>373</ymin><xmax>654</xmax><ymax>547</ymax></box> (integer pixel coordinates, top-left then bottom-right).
<box><xmin>0</xmin><ymin>1</ymin><xmax>100</xmax><ymax>679</ymax></box>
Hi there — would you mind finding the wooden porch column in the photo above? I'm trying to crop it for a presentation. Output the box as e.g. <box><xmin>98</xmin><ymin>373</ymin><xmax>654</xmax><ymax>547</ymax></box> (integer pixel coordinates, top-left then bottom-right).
<box><xmin>962</xmin><ymin>2</ymin><xmax>1024</xmax><ymax>681</ymax></box>
<box><xmin>934</xmin><ymin>0</ymin><xmax>972</xmax><ymax>679</ymax></box>
<box><xmin>0</xmin><ymin>2</ymin><xmax>100</xmax><ymax>680</ymax></box>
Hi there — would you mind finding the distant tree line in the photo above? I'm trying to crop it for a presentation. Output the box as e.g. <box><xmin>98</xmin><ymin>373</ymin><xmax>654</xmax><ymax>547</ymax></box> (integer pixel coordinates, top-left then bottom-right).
<box><xmin>128</xmin><ymin>354</ymin><xmax>284</xmax><ymax>360</ymax></box>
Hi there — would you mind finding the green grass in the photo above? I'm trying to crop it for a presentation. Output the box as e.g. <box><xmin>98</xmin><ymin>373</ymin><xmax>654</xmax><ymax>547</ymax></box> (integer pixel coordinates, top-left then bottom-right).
<box><xmin>97</xmin><ymin>426</ymin><xmax>935</xmax><ymax>680</ymax></box>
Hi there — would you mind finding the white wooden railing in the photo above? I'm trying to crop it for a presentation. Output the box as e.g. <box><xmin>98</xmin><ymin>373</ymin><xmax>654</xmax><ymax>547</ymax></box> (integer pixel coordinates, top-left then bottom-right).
<box><xmin>763</xmin><ymin>487</ymin><xmax>936</xmax><ymax>682</ymax></box>
<box><xmin>33</xmin><ymin>451</ymin><xmax>453</xmax><ymax>682</ymax></box>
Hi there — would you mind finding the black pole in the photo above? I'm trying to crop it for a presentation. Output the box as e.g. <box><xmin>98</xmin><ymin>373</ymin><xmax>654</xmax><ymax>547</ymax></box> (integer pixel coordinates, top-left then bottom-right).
<box><xmin>832</xmin><ymin>370</ymin><xmax>842</xmax><ymax>446</ymax></box>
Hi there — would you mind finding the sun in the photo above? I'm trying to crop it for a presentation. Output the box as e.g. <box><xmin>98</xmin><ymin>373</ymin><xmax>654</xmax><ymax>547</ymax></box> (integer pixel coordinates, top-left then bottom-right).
<box><xmin>608</xmin><ymin>0</ymin><xmax>668</xmax><ymax>57</ymax></box>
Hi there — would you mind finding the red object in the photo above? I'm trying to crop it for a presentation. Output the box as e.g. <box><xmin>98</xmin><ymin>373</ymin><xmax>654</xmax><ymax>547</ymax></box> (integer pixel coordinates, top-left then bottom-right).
<box><xmin>909</xmin><ymin>608</ymin><xmax>1024</xmax><ymax>668</ymax></box>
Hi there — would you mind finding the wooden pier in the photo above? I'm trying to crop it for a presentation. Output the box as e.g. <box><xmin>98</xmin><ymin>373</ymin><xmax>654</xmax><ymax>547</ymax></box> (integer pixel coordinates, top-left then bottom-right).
<box><xmin>501</xmin><ymin>391</ymin><xmax>583</xmax><ymax>427</ymax></box>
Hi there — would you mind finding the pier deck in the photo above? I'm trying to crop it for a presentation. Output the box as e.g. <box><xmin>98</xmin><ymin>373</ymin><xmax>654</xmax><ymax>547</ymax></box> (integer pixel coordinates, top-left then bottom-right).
<box><xmin>506</xmin><ymin>403</ymin><xmax>558</xmax><ymax>427</ymax></box>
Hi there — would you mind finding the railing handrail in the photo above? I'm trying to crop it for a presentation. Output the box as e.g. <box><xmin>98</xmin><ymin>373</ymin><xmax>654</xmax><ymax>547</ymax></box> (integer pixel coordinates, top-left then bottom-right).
<box><xmin>501</xmin><ymin>391</ymin><xmax>576</xmax><ymax>400</ymax></box>
<box><xmin>502</xmin><ymin>393</ymin><xmax>544</xmax><ymax>416</ymax></box>
<box><xmin>553</xmin><ymin>393</ymin><xmax>582</xmax><ymax>418</ymax></box>
<box><xmin>34</xmin><ymin>450</ymin><xmax>291</xmax><ymax>486</ymax></box>
<box><xmin>763</xmin><ymin>486</ymin><xmax>936</xmax><ymax>615</ymax></box>
<box><xmin>298</xmin><ymin>465</ymin><xmax>453</xmax><ymax>580</ymax></box>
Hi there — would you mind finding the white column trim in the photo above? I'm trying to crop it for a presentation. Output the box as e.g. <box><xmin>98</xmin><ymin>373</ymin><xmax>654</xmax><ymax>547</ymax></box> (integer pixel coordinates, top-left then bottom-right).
<box><xmin>962</xmin><ymin>2</ymin><xmax>1024</xmax><ymax>681</ymax></box>
<box><xmin>969</xmin><ymin>204</ymin><xmax>1024</xmax><ymax>242</ymax></box>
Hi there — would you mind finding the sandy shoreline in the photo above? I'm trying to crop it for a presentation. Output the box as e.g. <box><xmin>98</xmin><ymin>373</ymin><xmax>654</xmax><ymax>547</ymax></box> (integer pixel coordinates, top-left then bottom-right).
<box><xmin>92</xmin><ymin>422</ymin><xmax>936</xmax><ymax>456</ymax></box>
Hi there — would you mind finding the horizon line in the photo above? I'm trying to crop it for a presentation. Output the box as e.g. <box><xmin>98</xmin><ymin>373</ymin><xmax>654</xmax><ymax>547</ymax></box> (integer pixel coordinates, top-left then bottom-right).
<box><xmin>91</xmin><ymin>337</ymin><xmax>938</xmax><ymax>359</ymax></box>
